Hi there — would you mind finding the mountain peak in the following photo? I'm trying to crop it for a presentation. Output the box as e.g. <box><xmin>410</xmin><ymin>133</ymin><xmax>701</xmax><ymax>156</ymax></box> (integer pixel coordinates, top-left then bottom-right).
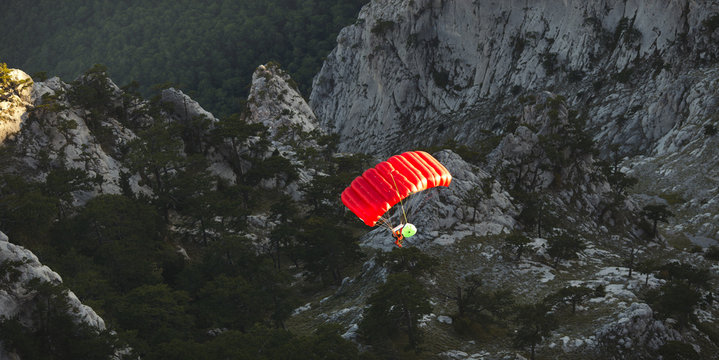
<box><xmin>247</xmin><ymin>63</ymin><xmax>318</xmax><ymax>141</ymax></box>
<box><xmin>0</xmin><ymin>68</ymin><xmax>33</xmax><ymax>143</ymax></box>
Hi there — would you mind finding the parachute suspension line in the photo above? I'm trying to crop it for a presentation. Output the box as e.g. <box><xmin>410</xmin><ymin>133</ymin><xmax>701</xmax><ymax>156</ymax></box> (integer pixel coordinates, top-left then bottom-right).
<box><xmin>389</xmin><ymin>171</ymin><xmax>409</xmax><ymax>225</ymax></box>
<box><xmin>377</xmin><ymin>216</ymin><xmax>393</xmax><ymax>231</ymax></box>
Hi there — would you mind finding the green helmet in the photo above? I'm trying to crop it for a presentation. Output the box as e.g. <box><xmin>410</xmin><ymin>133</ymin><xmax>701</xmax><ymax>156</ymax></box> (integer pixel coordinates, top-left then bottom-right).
<box><xmin>402</xmin><ymin>223</ymin><xmax>417</xmax><ymax>238</ymax></box>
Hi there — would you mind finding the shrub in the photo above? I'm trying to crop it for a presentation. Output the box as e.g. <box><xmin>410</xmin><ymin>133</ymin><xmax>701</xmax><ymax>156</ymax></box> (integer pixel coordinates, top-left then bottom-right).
<box><xmin>432</xmin><ymin>69</ymin><xmax>450</xmax><ymax>88</ymax></box>
<box><xmin>704</xmin><ymin>123</ymin><xmax>717</xmax><ymax>136</ymax></box>
<box><xmin>541</xmin><ymin>52</ymin><xmax>558</xmax><ymax>76</ymax></box>
<box><xmin>612</xmin><ymin>68</ymin><xmax>634</xmax><ymax>83</ymax></box>
<box><xmin>371</xmin><ymin>19</ymin><xmax>395</xmax><ymax>35</ymax></box>
<box><xmin>702</xmin><ymin>13</ymin><xmax>719</xmax><ymax>33</ymax></box>
<box><xmin>705</xmin><ymin>246</ymin><xmax>719</xmax><ymax>261</ymax></box>
<box><xmin>567</xmin><ymin>69</ymin><xmax>584</xmax><ymax>83</ymax></box>
<box><xmin>659</xmin><ymin>192</ymin><xmax>685</xmax><ymax>205</ymax></box>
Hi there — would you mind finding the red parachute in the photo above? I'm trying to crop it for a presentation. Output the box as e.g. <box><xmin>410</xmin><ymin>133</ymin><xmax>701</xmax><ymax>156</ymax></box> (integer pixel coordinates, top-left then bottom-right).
<box><xmin>341</xmin><ymin>151</ymin><xmax>452</xmax><ymax>227</ymax></box>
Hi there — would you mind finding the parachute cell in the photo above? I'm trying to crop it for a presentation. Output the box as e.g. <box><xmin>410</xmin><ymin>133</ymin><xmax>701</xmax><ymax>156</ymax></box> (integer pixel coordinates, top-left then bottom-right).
<box><xmin>341</xmin><ymin>151</ymin><xmax>452</xmax><ymax>226</ymax></box>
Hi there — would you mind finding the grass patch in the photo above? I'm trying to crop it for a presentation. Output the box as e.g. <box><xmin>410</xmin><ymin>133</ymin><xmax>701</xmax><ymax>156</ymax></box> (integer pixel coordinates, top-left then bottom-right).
<box><xmin>666</xmin><ymin>233</ymin><xmax>693</xmax><ymax>250</ymax></box>
<box><xmin>658</xmin><ymin>192</ymin><xmax>685</xmax><ymax>205</ymax></box>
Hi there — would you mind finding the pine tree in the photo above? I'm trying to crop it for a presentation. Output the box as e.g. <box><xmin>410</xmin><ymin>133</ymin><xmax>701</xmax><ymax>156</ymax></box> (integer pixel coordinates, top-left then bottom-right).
<box><xmin>547</xmin><ymin>232</ymin><xmax>586</xmax><ymax>267</ymax></box>
<box><xmin>546</xmin><ymin>285</ymin><xmax>594</xmax><ymax>314</ymax></box>
<box><xmin>0</xmin><ymin>279</ymin><xmax>116</xmax><ymax>359</ymax></box>
<box><xmin>463</xmin><ymin>177</ymin><xmax>493</xmax><ymax>234</ymax></box>
<box><xmin>636</xmin><ymin>258</ymin><xmax>660</xmax><ymax>286</ymax></box>
<box><xmin>376</xmin><ymin>246</ymin><xmax>438</xmax><ymax>278</ymax></box>
<box><xmin>504</xmin><ymin>232</ymin><xmax>531</xmax><ymax>261</ymax></box>
<box><xmin>642</xmin><ymin>203</ymin><xmax>673</xmax><ymax>239</ymax></box>
<box><xmin>511</xmin><ymin>302</ymin><xmax>556</xmax><ymax>360</ymax></box>
<box><xmin>448</xmin><ymin>274</ymin><xmax>514</xmax><ymax>335</ymax></box>
<box><xmin>360</xmin><ymin>272</ymin><xmax>432</xmax><ymax>350</ymax></box>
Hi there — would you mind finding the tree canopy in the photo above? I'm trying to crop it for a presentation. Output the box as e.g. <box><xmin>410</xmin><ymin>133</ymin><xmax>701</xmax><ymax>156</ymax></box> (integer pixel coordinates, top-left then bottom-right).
<box><xmin>0</xmin><ymin>0</ymin><xmax>368</xmax><ymax>117</ymax></box>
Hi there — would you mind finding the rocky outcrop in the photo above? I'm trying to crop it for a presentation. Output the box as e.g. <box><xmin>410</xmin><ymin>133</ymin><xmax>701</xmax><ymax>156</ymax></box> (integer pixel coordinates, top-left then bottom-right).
<box><xmin>624</xmin><ymin>70</ymin><xmax>719</xmax><ymax>246</ymax></box>
<box><xmin>244</xmin><ymin>63</ymin><xmax>327</xmax><ymax>199</ymax></box>
<box><xmin>310</xmin><ymin>0</ymin><xmax>719</xmax><ymax>157</ymax></box>
<box><xmin>0</xmin><ymin>69</ymin><xmax>33</xmax><ymax>144</ymax></box>
<box><xmin>2</xmin><ymin>70</ymin><xmax>142</xmax><ymax>202</ymax></box>
<box><xmin>0</xmin><ymin>231</ymin><xmax>106</xmax><ymax>358</ymax></box>
<box><xmin>596</xmin><ymin>302</ymin><xmax>682</xmax><ymax>358</ymax></box>
<box><xmin>248</xmin><ymin>63</ymin><xmax>319</xmax><ymax>142</ymax></box>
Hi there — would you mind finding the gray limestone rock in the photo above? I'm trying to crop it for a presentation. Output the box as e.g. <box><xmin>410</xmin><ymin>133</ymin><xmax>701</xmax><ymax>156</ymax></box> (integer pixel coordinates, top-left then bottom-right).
<box><xmin>310</xmin><ymin>0</ymin><xmax>719</xmax><ymax>158</ymax></box>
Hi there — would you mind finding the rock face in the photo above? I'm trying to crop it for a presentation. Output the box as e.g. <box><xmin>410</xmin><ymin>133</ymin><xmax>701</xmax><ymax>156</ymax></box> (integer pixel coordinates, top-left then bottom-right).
<box><xmin>0</xmin><ymin>64</ymin><xmax>325</xmax><ymax>357</ymax></box>
<box><xmin>596</xmin><ymin>302</ymin><xmax>682</xmax><ymax>358</ymax></box>
<box><xmin>0</xmin><ymin>69</ymin><xmax>33</xmax><ymax>143</ymax></box>
<box><xmin>3</xmin><ymin>70</ymin><xmax>141</xmax><ymax>201</ymax></box>
<box><xmin>248</xmin><ymin>63</ymin><xmax>319</xmax><ymax>141</ymax></box>
<box><xmin>0</xmin><ymin>231</ymin><xmax>106</xmax><ymax>359</ymax></box>
<box><xmin>310</xmin><ymin>0</ymin><xmax>719</xmax><ymax>157</ymax></box>
<box><xmin>303</xmin><ymin>3</ymin><xmax>719</xmax><ymax>358</ymax></box>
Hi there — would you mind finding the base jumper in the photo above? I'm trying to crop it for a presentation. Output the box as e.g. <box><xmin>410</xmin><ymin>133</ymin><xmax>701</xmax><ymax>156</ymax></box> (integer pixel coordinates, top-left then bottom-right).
<box><xmin>391</xmin><ymin>223</ymin><xmax>417</xmax><ymax>248</ymax></box>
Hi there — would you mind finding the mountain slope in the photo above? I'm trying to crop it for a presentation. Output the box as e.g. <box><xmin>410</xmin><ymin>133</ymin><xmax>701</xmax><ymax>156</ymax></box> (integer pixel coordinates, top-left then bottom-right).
<box><xmin>310</xmin><ymin>0</ymin><xmax>719</xmax><ymax>157</ymax></box>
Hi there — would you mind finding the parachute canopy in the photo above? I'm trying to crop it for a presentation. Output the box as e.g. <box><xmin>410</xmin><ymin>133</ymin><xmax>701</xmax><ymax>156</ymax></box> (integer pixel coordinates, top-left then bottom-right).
<box><xmin>341</xmin><ymin>151</ymin><xmax>452</xmax><ymax>226</ymax></box>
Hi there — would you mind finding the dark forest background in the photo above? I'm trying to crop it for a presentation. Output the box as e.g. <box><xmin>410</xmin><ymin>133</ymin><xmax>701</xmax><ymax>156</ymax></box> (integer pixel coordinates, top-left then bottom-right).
<box><xmin>0</xmin><ymin>0</ymin><xmax>368</xmax><ymax>117</ymax></box>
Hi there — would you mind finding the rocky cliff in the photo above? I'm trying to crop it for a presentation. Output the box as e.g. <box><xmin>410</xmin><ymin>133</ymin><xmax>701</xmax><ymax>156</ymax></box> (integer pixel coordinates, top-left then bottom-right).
<box><xmin>309</xmin><ymin>0</ymin><xmax>719</xmax><ymax>271</ymax></box>
<box><xmin>0</xmin><ymin>231</ymin><xmax>107</xmax><ymax>359</ymax></box>
<box><xmin>301</xmin><ymin>0</ymin><xmax>719</xmax><ymax>358</ymax></box>
<box><xmin>0</xmin><ymin>64</ymin><xmax>324</xmax><ymax>358</ymax></box>
<box><xmin>1</xmin><ymin>1</ymin><xmax>718</xmax><ymax>357</ymax></box>
<box><xmin>311</xmin><ymin>0</ymin><xmax>719</xmax><ymax>157</ymax></box>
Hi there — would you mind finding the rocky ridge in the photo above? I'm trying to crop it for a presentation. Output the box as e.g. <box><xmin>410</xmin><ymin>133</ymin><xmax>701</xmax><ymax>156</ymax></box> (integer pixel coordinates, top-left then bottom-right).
<box><xmin>0</xmin><ymin>64</ymin><xmax>324</xmax><ymax>357</ymax></box>
<box><xmin>310</xmin><ymin>0</ymin><xmax>719</xmax><ymax>157</ymax></box>
<box><xmin>299</xmin><ymin>1</ymin><xmax>719</xmax><ymax>358</ymax></box>
<box><xmin>1</xmin><ymin>1</ymin><xmax>718</xmax><ymax>357</ymax></box>
<box><xmin>0</xmin><ymin>231</ymin><xmax>106</xmax><ymax>359</ymax></box>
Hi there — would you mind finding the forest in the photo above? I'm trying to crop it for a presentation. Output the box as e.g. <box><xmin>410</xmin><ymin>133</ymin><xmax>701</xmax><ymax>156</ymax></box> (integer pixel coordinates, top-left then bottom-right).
<box><xmin>2</xmin><ymin>0</ymin><xmax>719</xmax><ymax>358</ymax></box>
<box><xmin>0</xmin><ymin>64</ymin><xmax>376</xmax><ymax>359</ymax></box>
<box><xmin>1</xmin><ymin>63</ymin><xmax>714</xmax><ymax>359</ymax></box>
<box><xmin>0</xmin><ymin>0</ymin><xmax>368</xmax><ymax>117</ymax></box>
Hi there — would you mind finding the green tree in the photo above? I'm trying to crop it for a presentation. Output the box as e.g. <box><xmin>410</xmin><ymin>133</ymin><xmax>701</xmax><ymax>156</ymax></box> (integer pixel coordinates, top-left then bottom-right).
<box><xmin>376</xmin><ymin>246</ymin><xmax>438</xmax><ymax>278</ymax></box>
<box><xmin>125</xmin><ymin>118</ymin><xmax>186</xmax><ymax>223</ymax></box>
<box><xmin>644</xmin><ymin>281</ymin><xmax>701</xmax><ymax>326</ymax></box>
<box><xmin>600</xmin><ymin>144</ymin><xmax>638</xmax><ymax>204</ymax></box>
<box><xmin>636</xmin><ymin>257</ymin><xmax>661</xmax><ymax>286</ymax></box>
<box><xmin>642</xmin><ymin>203</ymin><xmax>673</xmax><ymax>239</ymax></box>
<box><xmin>511</xmin><ymin>302</ymin><xmax>557</xmax><ymax>360</ymax></box>
<box><xmin>193</xmin><ymin>274</ymin><xmax>265</xmax><ymax>331</ymax></box>
<box><xmin>243</xmin><ymin>153</ymin><xmax>298</xmax><ymax>187</ymax></box>
<box><xmin>114</xmin><ymin>283</ymin><xmax>194</xmax><ymax>356</ymax></box>
<box><xmin>61</xmin><ymin>194</ymin><xmax>167</xmax><ymax>291</ymax></box>
<box><xmin>0</xmin><ymin>175</ymin><xmax>56</xmax><ymax>247</ymax></box>
<box><xmin>463</xmin><ymin>177</ymin><xmax>493</xmax><ymax>234</ymax></box>
<box><xmin>545</xmin><ymin>285</ymin><xmax>594</xmax><ymax>314</ymax></box>
<box><xmin>299</xmin><ymin>216</ymin><xmax>363</xmax><ymax>285</ymax></box>
<box><xmin>360</xmin><ymin>273</ymin><xmax>432</xmax><ymax>350</ymax></box>
<box><xmin>657</xmin><ymin>341</ymin><xmax>700</xmax><ymax>360</ymax></box>
<box><xmin>515</xmin><ymin>192</ymin><xmax>557</xmax><ymax>238</ymax></box>
<box><xmin>268</xmin><ymin>194</ymin><xmax>302</xmax><ymax>269</ymax></box>
<box><xmin>547</xmin><ymin>232</ymin><xmax>586</xmax><ymax>267</ymax></box>
<box><xmin>704</xmin><ymin>124</ymin><xmax>717</xmax><ymax>137</ymax></box>
<box><xmin>169</xmin><ymin>155</ymin><xmax>219</xmax><ymax>244</ymax></box>
<box><xmin>449</xmin><ymin>274</ymin><xmax>514</xmax><ymax>335</ymax></box>
<box><xmin>503</xmin><ymin>232</ymin><xmax>532</xmax><ymax>261</ymax></box>
<box><xmin>0</xmin><ymin>62</ymin><xmax>12</xmax><ymax>87</ymax></box>
<box><xmin>655</xmin><ymin>262</ymin><xmax>711</xmax><ymax>289</ymax></box>
<box><xmin>0</xmin><ymin>61</ymin><xmax>32</xmax><ymax>100</ymax></box>
<box><xmin>285</xmin><ymin>324</ymin><xmax>363</xmax><ymax>360</ymax></box>
<box><xmin>209</xmin><ymin>113</ymin><xmax>267</xmax><ymax>177</ymax></box>
<box><xmin>43</xmin><ymin>166</ymin><xmax>93</xmax><ymax>219</ymax></box>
